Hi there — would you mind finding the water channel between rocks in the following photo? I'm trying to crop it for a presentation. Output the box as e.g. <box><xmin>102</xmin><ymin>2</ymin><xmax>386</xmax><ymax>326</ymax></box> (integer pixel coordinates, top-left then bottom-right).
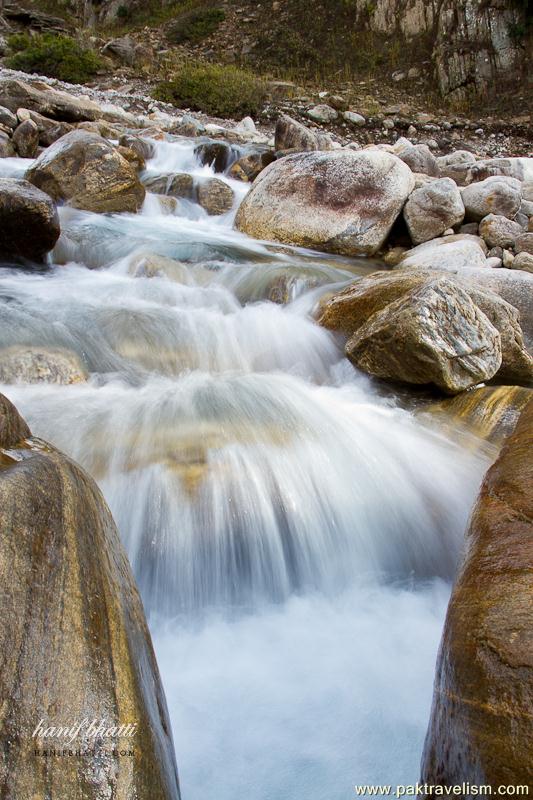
<box><xmin>0</xmin><ymin>138</ymin><xmax>494</xmax><ymax>800</ymax></box>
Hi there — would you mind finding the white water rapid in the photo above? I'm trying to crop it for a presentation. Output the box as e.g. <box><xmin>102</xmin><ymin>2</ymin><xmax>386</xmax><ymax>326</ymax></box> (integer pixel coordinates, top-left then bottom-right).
<box><xmin>0</xmin><ymin>138</ymin><xmax>494</xmax><ymax>799</ymax></box>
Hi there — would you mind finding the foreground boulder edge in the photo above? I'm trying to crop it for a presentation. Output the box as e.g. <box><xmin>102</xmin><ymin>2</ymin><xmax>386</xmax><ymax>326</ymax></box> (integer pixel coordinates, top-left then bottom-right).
<box><xmin>0</xmin><ymin>177</ymin><xmax>60</xmax><ymax>262</ymax></box>
<box><xmin>26</xmin><ymin>129</ymin><xmax>146</xmax><ymax>214</ymax></box>
<box><xmin>235</xmin><ymin>149</ymin><xmax>415</xmax><ymax>256</ymax></box>
<box><xmin>0</xmin><ymin>394</ymin><xmax>180</xmax><ymax>800</ymax></box>
<box><xmin>421</xmin><ymin>399</ymin><xmax>533</xmax><ymax>787</ymax></box>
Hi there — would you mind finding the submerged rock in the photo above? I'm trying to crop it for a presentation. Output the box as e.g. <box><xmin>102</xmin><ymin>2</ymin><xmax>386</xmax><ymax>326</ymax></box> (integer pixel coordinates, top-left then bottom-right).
<box><xmin>26</xmin><ymin>130</ymin><xmax>145</xmax><ymax>214</ymax></box>
<box><xmin>0</xmin><ymin>177</ymin><xmax>60</xmax><ymax>262</ymax></box>
<box><xmin>0</xmin><ymin>394</ymin><xmax>181</xmax><ymax>799</ymax></box>
<box><xmin>235</xmin><ymin>150</ymin><xmax>414</xmax><ymax>257</ymax></box>
<box><xmin>421</xmin><ymin>399</ymin><xmax>533</xmax><ymax>787</ymax></box>
<box><xmin>345</xmin><ymin>279</ymin><xmax>502</xmax><ymax>394</ymax></box>
<box><xmin>0</xmin><ymin>346</ymin><xmax>88</xmax><ymax>385</ymax></box>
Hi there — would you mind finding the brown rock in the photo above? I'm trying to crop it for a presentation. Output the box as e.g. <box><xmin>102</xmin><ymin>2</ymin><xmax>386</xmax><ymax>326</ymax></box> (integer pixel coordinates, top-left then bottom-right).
<box><xmin>0</xmin><ymin>177</ymin><xmax>60</xmax><ymax>262</ymax></box>
<box><xmin>0</xmin><ymin>130</ymin><xmax>15</xmax><ymax>158</ymax></box>
<box><xmin>144</xmin><ymin>173</ymin><xmax>195</xmax><ymax>199</ymax></box>
<box><xmin>0</xmin><ymin>395</ymin><xmax>181</xmax><ymax>799</ymax></box>
<box><xmin>197</xmin><ymin>177</ymin><xmax>234</xmax><ymax>215</ymax></box>
<box><xmin>12</xmin><ymin>118</ymin><xmax>39</xmax><ymax>158</ymax></box>
<box><xmin>26</xmin><ymin>130</ymin><xmax>145</xmax><ymax>214</ymax></box>
<box><xmin>421</xmin><ymin>399</ymin><xmax>533</xmax><ymax>787</ymax></box>
<box><xmin>228</xmin><ymin>150</ymin><xmax>276</xmax><ymax>182</ymax></box>
<box><xmin>345</xmin><ymin>278</ymin><xmax>502</xmax><ymax>394</ymax></box>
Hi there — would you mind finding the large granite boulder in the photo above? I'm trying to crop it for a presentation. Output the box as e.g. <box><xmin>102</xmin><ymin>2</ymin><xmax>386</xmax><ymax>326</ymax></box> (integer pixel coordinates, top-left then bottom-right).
<box><xmin>421</xmin><ymin>399</ymin><xmax>533</xmax><ymax>787</ymax></box>
<box><xmin>274</xmin><ymin>114</ymin><xmax>332</xmax><ymax>152</ymax></box>
<box><xmin>396</xmin><ymin>235</ymin><xmax>487</xmax><ymax>270</ymax></box>
<box><xmin>345</xmin><ymin>278</ymin><xmax>502</xmax><ymax>394</ymax></box>
<box><xmin>26</xmin><ymin>130</ymin><xmax>145</xmax><ymax>213</ymax></box>
<box><xmin>235</xmin><ymin>149</ymin><xmax>415</xmax><ymax>256</ymax></box>
<box><xmin>478</xmin><ymin>213</ymin><xmax>523</xmax><ymax>249</ymax></box>
<box><xmin>0</xmin><ymin>78</ymin><xmax>101</xmax><ymax>123</ymax></box>
<box><xmin>0</xmin><ymin>393</ymin><xmax>181</xmax><ymax>799</ymax></box>
<box><xmin>0</xmin><ymin>177</ymin><xmax>60</xmax><ymax>262</ymax></box>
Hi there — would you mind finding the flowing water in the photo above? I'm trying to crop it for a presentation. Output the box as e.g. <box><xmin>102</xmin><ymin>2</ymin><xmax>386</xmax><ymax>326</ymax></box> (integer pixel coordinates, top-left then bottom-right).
<box><xmin>0</xmin><ymin>138</ymin><xmax>494</xmax><ymax>798</ymax></box>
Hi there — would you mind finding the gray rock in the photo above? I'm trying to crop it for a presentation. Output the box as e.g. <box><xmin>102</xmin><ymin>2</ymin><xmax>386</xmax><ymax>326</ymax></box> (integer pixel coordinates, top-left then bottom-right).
<box><xmin>173</xmin><ymin>114</ymin><xmax>206</xmax><ymax>137</ymax></box>
<box><xmin>235</xmin><ymin>149</ymin><xmax>415</xmax><ymax>257</ymax></box>
<box><xmin>404</xmin><ymin>177</ymin><xmax>465</xmax><ymax>244</ymax></box>
<box><xmin>0</xmin><ymin>346</ymin><xmax>87</xmax><ymax>385</ymax></box>
<box><xmin>479</xmin><ymin>214</ymin><xmax>523</xmax><ymax>249</ymax></box>
<box><xmin>0</xmin><ymin>131</ymin><xmax>15</xmax><ymax>158</ymax></box>
<box><xmin>514</xmin><ymin>233</ymin><xmax>533</xmax><ymax>256</ymax></box>
<box><xmin>275</xmin><ymin>114</ymin><xmax>330</xmax><ymax>152</ymax></box>
<box><xmin>397</xmin><ymin>143</ymin><xmax>439</xmax><ymax>177</ymax></box>
<box><xmin>307</xmin><ymin>104</ymin><xmax>338</xmax><ymax>123</ymax></box>
<box><xmin>461</xmin><ymin>176</ymin><xmax>522</xmax><ymax>222</ymax></box>
<box><xmin>343</xmin><ymin>111</ymin><xmax>366</xmax><ymax>127</ymax></box>
<box><xmin>0</xmin><ymin>105</ymin><xmax>17</xmax><ymax>130</ymax></box>
<box><xmin>397</xmin><ymin>235</ymin><xmax>487</xmax><ymax>271</ymax></box>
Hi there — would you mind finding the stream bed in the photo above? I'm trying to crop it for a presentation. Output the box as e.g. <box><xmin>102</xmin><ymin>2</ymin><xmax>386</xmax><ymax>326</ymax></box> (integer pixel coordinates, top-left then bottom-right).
<box><xmin>0</xmin><ymin>139</ymin><xmax>493</xmax><ymax>799</ymax></box>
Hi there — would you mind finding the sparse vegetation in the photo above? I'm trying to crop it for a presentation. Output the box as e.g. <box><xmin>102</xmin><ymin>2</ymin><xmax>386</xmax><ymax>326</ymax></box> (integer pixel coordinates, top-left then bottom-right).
<box><xmin>154</xmin><ymin>61</ymin><xmax>267</xmax><ymax>117</ymax></box>
<box><xmin>167</xmin><ymin>6</ymin><xmax>225</xmax><ymax>44</ymax></box>
<box><xmin>6</xmin><ymin>33</ymin><xmax>102</xmax><ymax>84</ymax></box>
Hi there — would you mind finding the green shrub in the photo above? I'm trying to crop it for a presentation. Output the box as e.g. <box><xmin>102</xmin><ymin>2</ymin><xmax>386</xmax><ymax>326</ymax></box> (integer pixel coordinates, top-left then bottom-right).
<box><xmin>168</xmin><ymin>6</ymin><xmax>225</xmax><ymax>44</ymax></box>
<box><xmin>116</xmin><ymin>4</ymin><xmax>131</xmax><ymax>19</ymax></box>
<box><xmin>154</xmin><ymin>62</ymin><xmax>267</xmax><ymax>117</ymax></box>
<box><xmin>6</xmin><ymin>33</ymin><xmax>102</xmax><ymax>84</ymax></box>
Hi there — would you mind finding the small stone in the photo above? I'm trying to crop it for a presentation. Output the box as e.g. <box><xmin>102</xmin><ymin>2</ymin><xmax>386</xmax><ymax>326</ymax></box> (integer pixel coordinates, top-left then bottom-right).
<box><xmin>383</xmin><ymin>118</ymin><xmax>395</xmax><ymax>130</ymax></box>
<box><xmin>514</xmin><ymin>233</ymin><xmax>533</xmax><ymax>255</ymax></box>
<box><xmin>502</xmin><ymin>249</ymin><xmax>515</xmax><ymax>268</ymax></box>
<box><xmin>307</xmin><ymin>105</ymin><xmax>338</xmax><ymax>123</ymax></box>
<box><xmin>511</xmin><ymin>252</ymin><xmax>533</xmax><ymax>273</ymax></box>
<box><xmin>486</xmin><ymin>257</ymin><xmax>503</xmax><ymax>268</ymax></box>
<box><xmin>343</xmin><ymin>111</ymin><xmax>366</xmax><ymax>127</ymax></box>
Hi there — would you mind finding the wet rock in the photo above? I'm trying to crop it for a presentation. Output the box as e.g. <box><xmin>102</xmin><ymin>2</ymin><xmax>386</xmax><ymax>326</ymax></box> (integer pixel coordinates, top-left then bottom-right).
<box><xmin>274</xmin><ymin>114</ymin><xmax>331</xmax><ymax>152</ymax></box>
<box><xmin>397</xmin><ymin>143</ymin><xmax>439</xmax><ymax>177</ymax></box>
<box><xmin>397</xmin><ymin>235</ymin><xmax>487</xmax><ymax>271</ymax></box>
<box><xmin>26</xmin><ymin>130</ymin><xmax>145</xmax><ymax>214</ymax></box>
<box><xmin>461</xmin><ymin>176</ymin><xmax>522</xmax><ymax>222</ymax></box>
<box><xmin>0</xmin><ymin>177</ymin><xmax>60</xmax><ymax>262</ymax></box>
<box><xmin>0</xmin><ymin>394</ymin><xmax>181</xmax><ymax>799</ymax></box>
<box><xmin>194</xmin><ymin>141</ymin><xmax>232</xmax><ymax>172</ymax></box>
<box><xmin>0</xmin><ymin>346</ymin><xmax>88</xmax><ymax>385</ymax></box>
<box><xmin>421</xmin><ymin>399</ymin><xmax>533</xmax><ymax>787</ymax></box>
<box><xmin>197</xmin><ymin>177</ymin><xmax>234</xmax><ymax>216</ymax></box>
<box><xmin>422</xmin><ymin>385</ymin><xmax>532</xmax><ymax>445</ymax></box>
<box><xmin>117</xmin><ymin>144</ymin><xmax>146</xmax><ymax>173</ymax></box>
<box><xmin>144</xmin><ymin>173</ymin><xmax>194</xmax><ymax>199</ymax></box>
<box><xmin>479</xmin><ymin>214</ymin><xmax>522</xmax><ymax>249</ymax></box>
<box><xmin>0</xmin><ymin>130</ymin><xmax>15</xmax><ymax>158</ymax></box>
<box><xmin>235</xmin><ymin>150</ymin><xmax>415</xmax><ymax>257</ymax></box>
<box><xmin>119</xmin><ymin>134</ymin><xmax>155</xmax><ymax>162</ymax></box>
<box><xmin>228</xmin><ymin>151</ymin><xmax>276</xmax><ymax>182</ymax></box>
<box><xmin>320</xmin><ymin>269</ymin><xmax>533</xmax><ymax>388</ymax></box>
<box><xmin>12</xmin><ymin>118</ymin><xmax>39</xmax><ymax>158</ymax></box>
<box><xmin>403</xmin><ymin>178</ymin><xmax>465</xmax><ymax>244</ymax></box>
<box><xmin>346</xmin><ymin>278</ymin><xmax>502</xmax><ymax>394</ymax></box>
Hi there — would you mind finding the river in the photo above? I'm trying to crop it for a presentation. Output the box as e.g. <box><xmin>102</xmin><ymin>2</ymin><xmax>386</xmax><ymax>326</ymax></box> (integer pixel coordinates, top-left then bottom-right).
<box><xmin>0</xmin><ymin>138</ymin><xmax>493</xmax><ymax>799</ymax></box>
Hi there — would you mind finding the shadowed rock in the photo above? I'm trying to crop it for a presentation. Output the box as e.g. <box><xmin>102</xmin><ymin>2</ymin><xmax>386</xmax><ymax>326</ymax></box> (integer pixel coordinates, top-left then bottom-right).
<box><xmin>0</xmin><ymin>394</ymin><xmax>181</xmax><ymax>800</ymax></box>
<box><xmin>421</xmin><ymin>399</ymin><xmax>533</xmax><ymax>787</ymax></box>
<box><xmin>0</xmin><ymin>177</ymin><xmax>60</xmax><ymax>262</ymax></box>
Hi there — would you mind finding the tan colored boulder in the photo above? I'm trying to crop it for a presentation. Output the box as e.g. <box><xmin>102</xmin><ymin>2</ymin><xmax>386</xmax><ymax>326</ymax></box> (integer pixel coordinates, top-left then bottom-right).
<box><xmin>26</xmin><ymin>130</ymin><xmax>145</xmax><ymax>213</ymax></box>
<box><xmin>228</xmin><ymin>151</ymin><xmax>276</xmax><ymax>182</ymax></box>
<box><xmin>0</xmin><ymin>394</ymin><xmax>181</xmax><ymax>799</ymax></box>
<box><xmin>235</xmin><ymin>150</ymin><xmax>415</xmax><ymax>257</ymax></box>
<box><xmin>320</xmin><ymin>269</ymin><xmax>533</xmax><ymax>389</ymax></box>
<box><xmin>0</xmin><ymin>130</ymin><xmax>15</xmax><ymax>158</ymax></box>
<box><xmin>345</xmin><ymin>278</ymin><xmax>502</xmax><ymax>394</ymax></box>
<box><xmin>421</xmin><ymin>400</ymin><xmax>533</xmax><ymax>787</ymax></box>
<box><xmin>274</xmin><ymin>113</ymin><xmax>332</xmax><ymax>152</ymax></box>
<box><xmin>12</xmin><ymin>118</ymin><xmax>39</xmax><ymax>158</ymax></box>
<box><xmin>479</xmin><ymin>213</ymin><xmax>523</xmax><ymax>249</ymax></box>
<box><xmin>461</xmin><ymin>176</ymin><xmax>522</xmax><ymax>222</ymax></box>
<box><xmin>397</xmin><ymin>235</ymin><xmax>487</xmax><ymax>271</ymax></box>
<box><xmin>0</xmin><ymin>177</ymin><xmax>60</xmax><ymax>262</ymax></box>
<box><xmin>0</xmin><ymin>78</ymin><xmax>101</xmax><ymax>122</ymax></box>
<box><xmin>512</xmin><ymin>252</ymin><xmax>533</xmax><ymax>274</ymax></box>
<box><xmin>0</xmin><ymin>346</ymin><xmax>88</xmax><ymax>385</ymax></box>
<box><xmin>197</xmin><ymin>177</ymin><xmax>235</xmax><ymax>215</ymax></box>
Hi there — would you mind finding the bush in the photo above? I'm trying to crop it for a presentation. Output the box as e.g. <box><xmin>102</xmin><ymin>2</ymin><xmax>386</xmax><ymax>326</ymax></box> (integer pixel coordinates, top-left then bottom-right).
<box><xmin>154</xmin><ymin>62</ymin><xmax>267</xmax><ymax>117</ymax></box>
<box><xmin>168</xmin><ymin>6</ymin><xmax>225</xmax><ymax>44</ymax></box>
<box><xmin>6</xmin><ymin>33</ymin><xmax>102</xmax><ymax>84</ymax></box>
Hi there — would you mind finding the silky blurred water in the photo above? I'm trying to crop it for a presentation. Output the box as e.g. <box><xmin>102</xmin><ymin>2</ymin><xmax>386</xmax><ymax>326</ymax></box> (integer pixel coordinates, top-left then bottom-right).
<box><xmin>0</xmin><ymin>137</ymin><xmax>493</xmax><ymax>799</ymax></box>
